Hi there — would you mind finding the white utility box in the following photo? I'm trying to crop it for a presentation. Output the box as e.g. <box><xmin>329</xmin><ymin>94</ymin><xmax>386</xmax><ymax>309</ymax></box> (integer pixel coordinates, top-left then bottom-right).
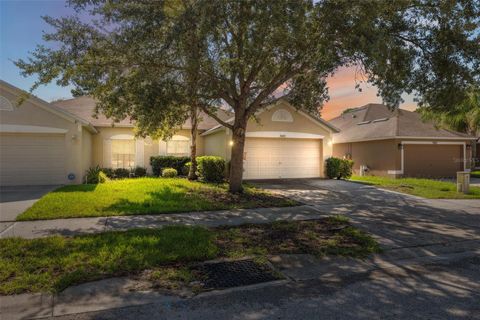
<box><xmin>457</xmin><ymin>171</ymin><xmax>470</xmax><ymax>194</ymax></box>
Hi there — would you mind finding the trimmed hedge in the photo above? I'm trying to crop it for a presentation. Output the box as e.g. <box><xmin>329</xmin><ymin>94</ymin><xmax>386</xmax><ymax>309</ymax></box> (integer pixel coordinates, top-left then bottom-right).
<box><xmin>325</xmin><ymin>157</ymin><xmax>354</xmax><ymax>179</ymax></box>
<box><xmin>197</xmin><ymin>156</ymin><xmax>226</xmax><ymax>183</ymax></box>
<box><xmin>133</xmin><ymin>166</ymin><xmax>147</xmax><ymax>177</ymax></box>
<box><xmin>150</xmin><ymin>156</ymin><xmax>190</xmax><ymax>177</ymax></box>
<box><xmin>162</xmin><ymin>168</ymin><xmax>178</xmax><ymax>178</ymax></box>
<box><xmin>114</xmin><ymin>168</ymin><xmax>130</xmax><ymax>179</ymax></box>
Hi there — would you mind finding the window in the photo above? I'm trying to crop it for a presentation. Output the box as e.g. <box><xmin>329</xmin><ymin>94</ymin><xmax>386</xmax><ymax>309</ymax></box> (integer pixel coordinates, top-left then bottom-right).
<box><xmin>0</xmin><ymin>96</ymin><xmax>13</xmax><ymax>111</ymax></box>
<box><xmin>271</xmin><ymin>109</ymin><xmax>293</xmax><ymax>122</ymax></box>
<box><xmin>167</xmin><ymin>135</ymin><xmax>190</xmax><ymax>155</ymax></box>
<box><xmin>111</xmin><ymin>139</ymin><xmax>135</xmax><ymax>168</ymax></box>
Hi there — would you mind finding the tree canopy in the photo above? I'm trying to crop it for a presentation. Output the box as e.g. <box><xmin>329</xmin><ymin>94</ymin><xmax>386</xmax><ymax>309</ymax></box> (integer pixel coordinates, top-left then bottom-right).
<box><xmin>16</xmin><ymin>0</ymin><xmax>480</xmax><ymax>192</ymax></box>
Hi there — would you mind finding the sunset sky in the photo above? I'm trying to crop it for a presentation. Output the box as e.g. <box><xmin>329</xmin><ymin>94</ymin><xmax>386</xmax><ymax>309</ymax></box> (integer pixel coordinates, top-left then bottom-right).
<box><xmin>1</xmin><ymin>0</ymin><xmax>417</xmax><ymax>121</ymax></box>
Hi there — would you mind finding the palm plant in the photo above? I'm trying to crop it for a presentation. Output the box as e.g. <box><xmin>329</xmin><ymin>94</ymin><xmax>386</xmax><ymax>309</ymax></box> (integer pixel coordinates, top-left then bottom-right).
<box><xmin>419</xmin><ymin>87</ymin><xmax>480</xmax><ymax>168</ymax></box>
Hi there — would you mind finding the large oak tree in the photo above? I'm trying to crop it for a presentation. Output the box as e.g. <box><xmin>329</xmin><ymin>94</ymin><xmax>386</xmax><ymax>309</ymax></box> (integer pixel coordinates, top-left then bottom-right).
<box><xmin>16</xmin><ymin>0</ymin><xmax>479</xmax><ymax>192</ymax></box>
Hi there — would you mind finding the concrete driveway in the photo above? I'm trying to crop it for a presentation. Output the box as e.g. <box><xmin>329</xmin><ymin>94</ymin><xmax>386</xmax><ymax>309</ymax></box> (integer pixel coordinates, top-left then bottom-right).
<box><xmin>0</xmin><ymin>185</ymin><xmax>59</xmax><ymax>222</ymax></box>
<box><xmin>252</xmin><ymin>179</ymin><xmax>480</xmax><ymax>252</ymax></box>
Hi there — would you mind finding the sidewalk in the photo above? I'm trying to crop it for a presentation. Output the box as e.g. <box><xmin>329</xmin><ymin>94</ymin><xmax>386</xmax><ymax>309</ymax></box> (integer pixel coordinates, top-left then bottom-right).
<box><xmin>0</xmin><ymin>205</ymin><xmax>330</xmax><ymax>239</ymax></box>
<box><xmin>2</xmin><ymin>241</ymin><xmax>479</xmax><ymax>320</ymax></box>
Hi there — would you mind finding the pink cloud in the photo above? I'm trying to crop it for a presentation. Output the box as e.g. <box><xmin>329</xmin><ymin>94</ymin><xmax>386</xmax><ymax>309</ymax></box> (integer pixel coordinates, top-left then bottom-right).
<box><xmin>321</xmin><ymin>66</ymin><xmax>416</xmax><ymax>120</ymax></box>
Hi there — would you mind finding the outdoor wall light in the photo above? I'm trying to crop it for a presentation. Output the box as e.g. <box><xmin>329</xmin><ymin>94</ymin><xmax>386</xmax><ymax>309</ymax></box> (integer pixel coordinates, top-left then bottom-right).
<box><xmin>229</xmin><ymin>140</ymin><xmax>234</xmax><ymax>146</ymax></box>
<box><xmin>327</xmin><ymin>140</ymin><xmax>333</xmax><ymax>146</ymax></box>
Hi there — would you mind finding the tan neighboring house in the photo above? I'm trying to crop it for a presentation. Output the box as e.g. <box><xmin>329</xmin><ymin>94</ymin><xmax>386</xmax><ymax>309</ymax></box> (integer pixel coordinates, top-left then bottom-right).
<box><xmin>0</xmin><ymin>80</ymin><xmax>97</xmax><ymax>186</ymax></box>
<box><xmin>330</xmin><ymin>104</ymin><xmax>475</xmax><ymax>178</ymax></box>
<box><xmin>0</xmin><ymin>80</ymin><xmax>338</xmax><ymax>186</ymax></box>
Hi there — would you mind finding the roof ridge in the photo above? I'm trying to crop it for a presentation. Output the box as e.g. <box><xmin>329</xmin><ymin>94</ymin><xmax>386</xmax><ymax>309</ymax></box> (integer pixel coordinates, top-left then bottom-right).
<box><xmin>328</xmin><ymin>105</ymin><xmax>368</xmax><ymax>122</ymax></box>
<box><xmin>361</xmin><ymin>104</ymin><xmax>372</xmax><ymax>122</ymax></box>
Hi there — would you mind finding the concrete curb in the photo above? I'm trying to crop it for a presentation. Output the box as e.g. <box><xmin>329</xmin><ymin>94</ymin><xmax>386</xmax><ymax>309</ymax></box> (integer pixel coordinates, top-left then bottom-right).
<box><xmin>2</xmin><ymin>249</ymin><xmax>478</xmax><ymax>320</ymax></box>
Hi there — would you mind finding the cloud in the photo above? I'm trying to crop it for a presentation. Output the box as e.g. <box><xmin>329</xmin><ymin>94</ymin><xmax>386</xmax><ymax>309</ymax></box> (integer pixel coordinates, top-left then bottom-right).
<box><xmin>321</xmin><ymin>66</ymin><xmax>416</xmax><ymax>120</ymax></box>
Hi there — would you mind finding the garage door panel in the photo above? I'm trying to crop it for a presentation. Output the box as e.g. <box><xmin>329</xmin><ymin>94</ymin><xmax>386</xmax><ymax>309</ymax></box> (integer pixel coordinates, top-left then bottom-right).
<box><xmin>244</xmin><ymin>138</ymin><xmax>322</xmax><ymax>179</ymax></box>
<box><xmin>404</xmin><ymin>144</ymin><xmax>463</xmax><ymax>178</ymax></box>
<box><xmin>0</xmin><ymin>134</ymin><xmax>66</xmax><ymax>186</ymax></box>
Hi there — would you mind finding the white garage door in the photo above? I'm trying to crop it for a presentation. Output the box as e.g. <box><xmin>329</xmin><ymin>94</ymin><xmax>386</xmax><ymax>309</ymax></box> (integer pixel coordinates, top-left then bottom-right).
<box><xmin>243</xmin><ymin>138</ymin><xmax>322</xmax><ymax>179</ymax></box>
<box><xmin>0</xmin><ymin>133</ymin><xmax>66</xmax><ymax>186</ymax></box>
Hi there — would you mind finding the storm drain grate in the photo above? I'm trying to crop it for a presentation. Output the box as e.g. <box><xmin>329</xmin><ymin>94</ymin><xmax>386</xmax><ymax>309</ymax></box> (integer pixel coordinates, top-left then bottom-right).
<box><xmin>192</xmin><ymin>259</ymin><xmax>281</xmax><ymax>289</ymax></box>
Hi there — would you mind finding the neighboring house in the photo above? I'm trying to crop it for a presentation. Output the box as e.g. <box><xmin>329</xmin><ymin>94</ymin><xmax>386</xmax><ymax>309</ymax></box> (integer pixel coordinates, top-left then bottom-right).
<box><xmin>329</xmin><ymin>104</ymin><xmax>475</xmax><ymax>178</ymax></box>
<box><xmin>0</xmin><ymin>80</ymin><xmax>337</xmax><ymax>186</ymax></box>
<box><xmin>0</xmin><ymin>80</ymin><xmax>97</xmax><ymax>186</ymax></box>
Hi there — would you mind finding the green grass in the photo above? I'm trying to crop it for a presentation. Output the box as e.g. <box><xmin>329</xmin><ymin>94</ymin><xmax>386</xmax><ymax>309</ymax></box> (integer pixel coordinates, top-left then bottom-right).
<box><xmin>18</xmin><ymin>178</ymin><xmax>296</xmax><ymax>220</ymax></box>
<box><xmin>0</xmin><ymin>226</ymin><xmax>217</xmax><ymax>295</ymax></box>
<box><xmin>350</xmin><ymin>175</ymin><xmax>480</xmax><ymax>199</ymax></box>
<box><xmin>0</xmin><ymin>218</ymin><xmax>379</xmax><ymax>295</ymax></box>
<box><xmin>471</xmin><ymin>170</ymin><xmax>480</xmax><ymax>178</ymax></box>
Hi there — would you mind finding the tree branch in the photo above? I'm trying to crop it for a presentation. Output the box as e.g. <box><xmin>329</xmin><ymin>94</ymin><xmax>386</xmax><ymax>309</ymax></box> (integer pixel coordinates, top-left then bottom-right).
<box><xmin>198</xmin><ymin>103</ymin><xmax>233</xmax><ymax>129</ymax></box>
<box><xmin>246</xmin><ymin>67</ymin><xmax>298</xmax><ymax>116</ymax></box>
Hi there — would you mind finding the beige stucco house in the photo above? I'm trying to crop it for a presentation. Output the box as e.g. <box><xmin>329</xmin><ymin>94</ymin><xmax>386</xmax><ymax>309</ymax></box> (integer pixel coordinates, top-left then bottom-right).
<box><xmin>330</xmin><ymin>104</ymin><xmax>475</xmax><ymax>178</ymax></box>
<box><xmin>0</xmin><ymin>80</ymin><xmax>338</xmax><ymax>186</ymax></box>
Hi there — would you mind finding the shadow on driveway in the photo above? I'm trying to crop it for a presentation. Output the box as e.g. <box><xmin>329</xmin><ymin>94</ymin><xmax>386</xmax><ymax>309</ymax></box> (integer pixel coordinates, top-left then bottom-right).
<box><xmin>0</xmin><ymin>185</ymin><xmax>59</xmax><ymax>221</ymax></box>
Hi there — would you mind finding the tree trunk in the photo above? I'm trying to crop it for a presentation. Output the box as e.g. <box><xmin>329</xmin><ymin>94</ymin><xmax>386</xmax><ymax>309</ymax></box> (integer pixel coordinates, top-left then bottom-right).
<box><xmin>470</xmin><ymin>141</ymin><xmax>475</xmax><ymax>169</ymax></box>
<box><xmin>228</xmin><ymin>117</ymin><xmax>248</xmax><ymax>193</ymax></box>
<box><xmin>188</xmin><ymin>106</ymin><xmax>199</xmax><ymax>180</ymax></box>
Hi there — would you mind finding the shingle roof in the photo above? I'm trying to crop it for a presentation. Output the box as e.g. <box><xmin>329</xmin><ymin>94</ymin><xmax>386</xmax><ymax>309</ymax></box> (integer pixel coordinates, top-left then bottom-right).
<box><xmin>329</xmin><ymin>103</ymin><xmax>474</xmax><ymax>143</ymax></box>
<box><xmin>52</xmin><ymin>96</ymin><xmax>232</xmax><ymax>130</ymax></box>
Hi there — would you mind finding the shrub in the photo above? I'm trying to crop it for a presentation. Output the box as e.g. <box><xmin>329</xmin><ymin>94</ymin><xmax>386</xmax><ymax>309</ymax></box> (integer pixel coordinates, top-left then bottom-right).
<box><xmin>182</xmin><ymin>162</ymin><xmax>192</xmax><ymax>176</ymax></box>
<box><xmin>85</xmin><ymin>166</ymin><xmax>110</xmax><ymax>184</ymax></box>
<box><xmin>325</xmin><ymin>157</ymin><xmax>342</xmax><ymax>179</ymax></box>
<box><xmin>162</xmin><ymin>168</ymin><xmax>178</xmax><ymax>178</ymax></box>
<box><xmin>114</xmin><ymin>168</ymin><xmax>131</xmax><ymax>179</ymax></box>
<box><xmin>150</xmin><ymin>156</ymin><xmax>190</xmax><ymax>176</ymax></box>
<box><xmin>196</xmin><ymin>156</ymin><xmax>225</xmax><ymax>183</ymax></box>
<box><xmin>325</xmin><ymin>157</ymin><xmax>354</xmax><ymax>179</ymax></box>
<box><xmin>133</xmin><ymin>166</ymin><xmax>147</xmax><ymax>177</ymax></box>
<box><xmin>339</xmin><ymin>159</ymin><xmax>354</xmax><ymax>179</ymax></box>
<box><xmin>85</xmin><ymin>166</ymin><xmax>101</xmax><ymax>184</ymax></box>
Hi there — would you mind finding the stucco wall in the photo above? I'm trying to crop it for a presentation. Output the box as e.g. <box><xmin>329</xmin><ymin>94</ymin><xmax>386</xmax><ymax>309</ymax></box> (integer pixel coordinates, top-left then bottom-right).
<box><xmin>0</xmin><ymin>85</ymin><xmax>84</xmax><ymax>184</ymax></box>
<box><xmin>81</xmin><ymin>129</ymin><xmax>93</xmax><ymax>178</ymax></box>
<box><xmin>203</xmin><ymin>130</ymin><xmax>228</xmax><ymax>159</ymax></box>
<box><xmin>333</xmin><ymin>139</ymin><xmax>399</xmax><ymax>177</ymax></box>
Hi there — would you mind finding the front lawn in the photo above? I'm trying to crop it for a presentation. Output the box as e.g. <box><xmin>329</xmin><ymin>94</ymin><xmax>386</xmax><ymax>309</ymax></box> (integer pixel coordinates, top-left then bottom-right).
<box><xmin>17</xmin><ymin>178</ymin><xmax>296</xmax><ymax>220</ymax></box>
<box><xmin>350</xmin><ymin>175</ymin><xmax>480</xmax><ymax>199</ymax></box>
<box><xmin>0</xmin><ymin>217</ymin><xmax>380</xmax><ymax>295</ymax></box>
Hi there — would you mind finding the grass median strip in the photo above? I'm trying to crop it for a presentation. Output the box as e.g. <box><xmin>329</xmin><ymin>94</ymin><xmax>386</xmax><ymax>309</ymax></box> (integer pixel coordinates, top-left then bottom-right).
<box><xmin>17</xmin><ymin>178</ymin><xmax>297</xmax><ymax>221</ymax></box>
<box><xmin>350</xmin><ymin>175</ymin><xmax>480</xmax><ymax>199</ymax></box>
<box><xmin>0</xmin><ymin>217</ymin><xmax>380</xmax><ymax>295</ymax></box>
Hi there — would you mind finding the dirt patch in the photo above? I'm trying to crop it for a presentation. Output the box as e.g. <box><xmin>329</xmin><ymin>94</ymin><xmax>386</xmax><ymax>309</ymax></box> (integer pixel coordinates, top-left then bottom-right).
<box><xmin>215</xmin><ymin>217</ymin><xmax>380</xmax><ymax>258</ymax></box>
<box><xmin>198</xmin><ymin>187</ymin><xmax>299</xmax><ymax>208</ymax></box>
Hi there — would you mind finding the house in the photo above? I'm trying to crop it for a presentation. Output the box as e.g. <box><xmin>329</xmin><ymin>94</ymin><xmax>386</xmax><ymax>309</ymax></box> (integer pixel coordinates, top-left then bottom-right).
<box><xmin>0</xmin><ymin>80</ymin><xmax>338</xmax><ymax>186</ymax></box>
<box><xmin>329</xmin><ymin>104</ymin><xmax>475</xmax><ymax>178</ymax></box>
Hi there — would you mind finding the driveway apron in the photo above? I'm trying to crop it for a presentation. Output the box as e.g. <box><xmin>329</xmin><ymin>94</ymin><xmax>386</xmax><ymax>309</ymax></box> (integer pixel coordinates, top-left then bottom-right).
<box><xmin>252</xmin><ymin>179</ymin><xmax>480</xmax><ymax>252</ymax></box>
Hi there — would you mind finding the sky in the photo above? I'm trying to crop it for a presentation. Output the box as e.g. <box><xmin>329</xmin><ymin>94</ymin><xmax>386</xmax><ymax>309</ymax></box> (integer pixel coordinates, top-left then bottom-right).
<box><xmin>0</xmin><ymin>0</ymin><xmax>417</xmax><ymax>120</ymax></box>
